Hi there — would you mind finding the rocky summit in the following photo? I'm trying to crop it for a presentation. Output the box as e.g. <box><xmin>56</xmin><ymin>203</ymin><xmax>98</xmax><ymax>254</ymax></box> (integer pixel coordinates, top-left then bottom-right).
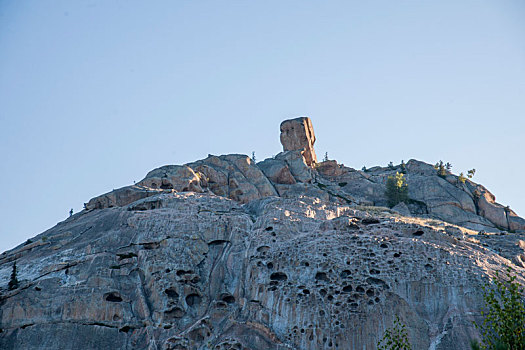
<box><xmin>1</xmin><ymin>118</ymin><xmax>524</xmax><ymax>350</ymax></box>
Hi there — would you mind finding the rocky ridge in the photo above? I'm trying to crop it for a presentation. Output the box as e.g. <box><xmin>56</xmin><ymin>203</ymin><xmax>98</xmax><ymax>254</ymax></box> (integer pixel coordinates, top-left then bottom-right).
<box><xmin>1</xmin><ymin>117</ymin><xmax>524</xmax><ymax>349</ymax></box>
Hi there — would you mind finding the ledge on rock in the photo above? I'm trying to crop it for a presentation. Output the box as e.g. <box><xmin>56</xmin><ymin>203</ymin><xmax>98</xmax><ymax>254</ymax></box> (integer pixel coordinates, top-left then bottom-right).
<box><xmin>85</xmin><ymin>185</ymin><xmax>168</xmax><ymax>210</ymax></box>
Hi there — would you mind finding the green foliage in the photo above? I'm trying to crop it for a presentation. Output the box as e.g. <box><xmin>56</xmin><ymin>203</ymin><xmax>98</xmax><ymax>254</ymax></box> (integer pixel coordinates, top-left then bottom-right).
<box><xmin>8</xmin><ymin>263</ymin><xmax>19</xmax><ymax>291</ymax></box>
<box><xmin>473</xmin><ymin>267</ymin><xmax>525</xmax><ymax>349</ymax></box>
<box><xmin>434</xmin><ymin>160</ymin><xmax>448</xmax><ymax>178</ymax></box>
<box><xmin>468</xmin><ymin>169</ymin><xmax>476</xmax><ymax>179</ymax></box>
<box><xmin>385</xmin><ymin>172</ymin><xmax>408</xmax><ymax>208</ymax></box>
<box><xmin>459</xmin><ymin>172</ymin><xmax>467</xmax><ymax>184</ymax></box>
<box><xmin>377</xmin><ymin>315</ymin><xmax>412</xmax><ymax>350</ymax></box>
<box><xmin>251</xmin><ymin>151</ymin><xmax>256</xmax><ymax>163</ymax></box>
<box><xmin>388</xmin><ymin>161</ymin><xmax>394</xmax><ymax>169</ymax></box>
<box><xmin>323</xmin><ymin>152</ymin><xmax>329</xmax><ymax>162</ymax></box>
<box><xmin>400</xmin><ymin>160</ymin><xmax>407</xmax><ymax>174</ymax></box>
<box><xmin>362</xmin><ymin>166</ymin><xmax>367</xmax><ymax>172</ymax></box>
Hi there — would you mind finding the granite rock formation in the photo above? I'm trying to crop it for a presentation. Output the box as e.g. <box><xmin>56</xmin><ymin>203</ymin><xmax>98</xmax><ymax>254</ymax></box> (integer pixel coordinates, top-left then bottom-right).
<box><xmin>280</xmin><ymin>117</ymin><xmax>317</xmax><ymax>167</ymax></box>
<box><xmin>1</xmin><ymin>118</ymin><xmax>524</xmax><ymax>350</ymax></box>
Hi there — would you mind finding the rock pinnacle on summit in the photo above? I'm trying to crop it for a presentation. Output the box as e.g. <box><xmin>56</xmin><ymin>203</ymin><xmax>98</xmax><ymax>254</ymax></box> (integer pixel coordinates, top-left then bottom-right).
<box><xmin>280</xmin><ymin>117</ymin><xmax>317</xmax><ymax>167</ymax></box>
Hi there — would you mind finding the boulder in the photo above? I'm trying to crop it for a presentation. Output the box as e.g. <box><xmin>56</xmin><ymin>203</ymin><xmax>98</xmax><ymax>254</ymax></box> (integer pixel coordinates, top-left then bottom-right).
<box><xmin>280</xmin><ymin>117</ymin><xmax>318</xmax><ymax>167</ymax></box>
<box><xmin>138</xmin><ymin>164</ymin><xmax>204</xmax><ymax>192</ymax></box>
<box><xmin>275</xmin><ymin>150</ymin><xmax>313</xmax><ymax>183</ymax></box>
<box><xmin>391</xmin><ymin>202</ymin><xmax>411</xmax><ymax>216</ymax></box>
<box><xmin>85</xmin><ymin>185</ymin><xmax>167</xmax><ymax>210</ymax></box>
<box><xmin>257</xmin><ymin>158</ymin><xmax>296</xmax><ymax>185</ymax></box>
<box><xmin>316</xmin><ymin>160</ymin><xmax>343</xmax><ymax>177</ymax></box>
<box><xmin>188</xmin><ymin>154</ymin><xmax>278</xmax><ymax>204</ymax></box>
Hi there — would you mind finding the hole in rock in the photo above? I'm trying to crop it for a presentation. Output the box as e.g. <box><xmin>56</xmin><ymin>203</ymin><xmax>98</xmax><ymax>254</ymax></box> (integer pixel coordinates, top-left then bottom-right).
<box><xmin>370</xmin><ymin>268</ymin><xmax>380</xmax><ymax>275</ymax></box>
<box><xmin>267</xmin><ymin>262</ymin><xmax>274</xmax><ymax>269</ymax></box>
<box><xmin>366</xmin><ymin>277</ymin><xmax>388</xmax><ymax>289</ymax></box>
<box><xmin>270</xmin><ymin>272</ymin><xmax>288</xmax><ymax>281</ymax></box>
<box><xmin>356</xmin><ymin>286</ymin><xmax>365</xmax><ymax>293</ymax></box>
<box><xmin>425</xmin><ymin>263</ymin><xmax>433</xmax><ymax>271</ymax></box>
<box><xmin>165</xmin><ymin>307</ymin><xmax>185</xmax><ymax>318</ymax></box>
<box><xmin>105</xmin><ymin>292</ymin><xmax>123</xmax><ymax>302</ymax></box>
<box><xmin>177</xmin><ymin>269</ymin><xmax>192</xmax><ymax>276</ymax></box>
<box><xmin>315</xmin><ymin>272</ymin><xmax>329</xmax><ymax>282</ymax></box>
<box><xmin>342</xmin><ymin>285</ymin><xmax>353</xmax><ymax>293</ymax></box>
<box><xmin>164</xmin><ymin>287</ymin><xmax>179</xmax><ymax>299</ymax></box>
<box><xmin>119</xmin><ymin>326</ymin><xmax>132</xmax><ymax>333</ymax></box>
<box><xmin>340</xmin><ymin>270</ymin><xmax>351</xmax><ymax>278</ymax></box>
<box><xmin>320</xmin><ymin>289</ymin><xmax>327</xmax><ymax>297</ymax></box>
<box><xmin>215</xmin><ymin>301</ymin><xmax>227</xmax><ymax>308</ymax></box>
<box><xmin>393</xmin><ymin>252</ymin><xmax>401</xmax><ymax>258</ymax></box>
<box><xmin>366</xmin><ymin>289</ymin><xmax>374</xmax><ymax>297</ymax></box>
<box><xmin>186</xmin><ymin>293</ymin><xmax>202</xmax><ymax>307</ymax></box>
<box><xmin>380</xmin><ymin>243</ymin><xmax>388</xmax><ymax>248</ymax></box>
<box><xmin>160</xmin><ymin>183</ymin><xmax>173</xmax><ymax>190</ymax></box>
<box><xmin>208</xmin><ymin>240</ymin><xmax>229</xmax><ymax>246</ymax></box>
<box><xmin>34</xmin><ymin>286</ymin><xmax>41</xmax><ymax>291</ymax></box>
<box><xmin>117</xmin><ymin>252</ymin><xmax>137</xmax><ymax>260</ymax></box>
<box><xmin>362</xmin><ymin>218</ymin><xmax>380</xmax><ymax>225</ymax></box>
<box><xmin>302</xmin><ymin>289</ymin><xmax>310</xmax><ymax>295</ymax></box>
<box><xmin>413</xmin><ymin>230</ymin><xmax>424</xmax><ymax>236</ymax></box>
<box><xmin>265</xmin><ymin>226</ymin><xmax>273</xmax><ymax>231</ymax></box>
<box><xmin>256</xmin><ymin>245</ymin><xmax>270</xmax><ymax>253</ymax></box>
<box><xmin>220</xmin><ymin>293</ymin><xmax>235</xmax><ymax>304</ymax></box>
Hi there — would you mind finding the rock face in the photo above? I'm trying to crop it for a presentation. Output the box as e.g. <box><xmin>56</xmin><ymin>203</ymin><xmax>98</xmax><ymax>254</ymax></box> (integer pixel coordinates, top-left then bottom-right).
<box><xmin>1</xmin><ymin>118</ymin><xmax>525</xmax><ymax>350</ymax></box>
<box><xmin>280</xmin><ymin>117</ymin><xmax>317</xmax><ymax>167</ymax></box>
<box><xmin>1</xmin><ymin>193</ymin><xmax>524</xmax><ymax>350</ymax></box>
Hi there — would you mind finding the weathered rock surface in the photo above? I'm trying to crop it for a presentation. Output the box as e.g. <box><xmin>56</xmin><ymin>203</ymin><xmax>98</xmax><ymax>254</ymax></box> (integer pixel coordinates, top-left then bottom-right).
<box><xmin>1</xmin><ymin>192</ymin><xmax>524</xmax><ymax>349</ymax></box>
<box><xmin>2</xmin><ymin>118</ymin><xmax>525</xmax><ymax>349</ymax></box>
<box><xmin>280</xmin><ymin>117</ymin><xmax>317</xmax><ymax>167</ymax></box>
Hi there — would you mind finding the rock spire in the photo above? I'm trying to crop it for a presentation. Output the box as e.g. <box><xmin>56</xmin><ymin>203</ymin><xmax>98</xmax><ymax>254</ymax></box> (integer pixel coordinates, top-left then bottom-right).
<box><xmin>280</xmin><ymin>117</ymin><xmax>317</xmax><ymax>167</ymax></box>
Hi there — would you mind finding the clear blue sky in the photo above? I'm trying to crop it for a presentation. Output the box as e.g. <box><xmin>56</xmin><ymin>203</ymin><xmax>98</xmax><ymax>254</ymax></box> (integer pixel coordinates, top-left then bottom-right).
<box><xmin>1</xmin><ymin>1</ymin><xmax>524</xmax><ymax>253</ymax></box>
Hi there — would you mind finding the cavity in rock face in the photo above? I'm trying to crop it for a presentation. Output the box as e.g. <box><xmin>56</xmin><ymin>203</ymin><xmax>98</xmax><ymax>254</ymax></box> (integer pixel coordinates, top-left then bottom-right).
<box><xmin>280</xmin><ymin>116</ymin><xmax>318</xmax><ymax>167</ymax></box>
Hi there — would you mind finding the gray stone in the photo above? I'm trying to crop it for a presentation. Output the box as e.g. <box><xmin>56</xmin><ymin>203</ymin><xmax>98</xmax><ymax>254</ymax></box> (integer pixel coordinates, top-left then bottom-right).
<box><xmin>1</xmin><ymin>192</ymin><xmax>523</xmax><ymax>349</ymax></box>
<box><xmin>257</xmin><ymin>158</ymin><xmax>296</xmax><ymax>185</ymax></box>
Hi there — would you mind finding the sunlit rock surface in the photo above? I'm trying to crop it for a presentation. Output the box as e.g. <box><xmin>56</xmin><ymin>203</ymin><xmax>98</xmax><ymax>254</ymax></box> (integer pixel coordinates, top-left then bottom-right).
<box><xmin>1</xmin><ymin>118</ymin><xmax>524</xmax><ymax>349</ymax></box>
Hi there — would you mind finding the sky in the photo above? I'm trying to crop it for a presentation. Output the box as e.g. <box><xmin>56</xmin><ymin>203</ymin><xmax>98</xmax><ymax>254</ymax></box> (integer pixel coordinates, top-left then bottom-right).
<box><xmin>1</xmin><ymin>1</ymin><xmax>524</xmax><ymax>253</ymax></box>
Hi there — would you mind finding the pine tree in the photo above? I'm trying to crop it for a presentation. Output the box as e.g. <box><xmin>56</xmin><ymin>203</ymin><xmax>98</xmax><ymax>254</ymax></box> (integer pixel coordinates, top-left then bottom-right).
<box><xmin>8</xmin><ymin>262</ymin><xmax>19</xmax><ymax>291</ymax></box>
<box><xmin>377</xmin><ymin>315</ymin><xmax>412</xmax><ymax>350</ymax></box>
<box><xmin>385</xmin><ymin>172</ymin><xmax>409</xmax><ymax>208</ymax></box>
<box><xmin>473</xmin><ymin>267</ymin><xmax>525</xmax><ymax>349</ymax></box>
